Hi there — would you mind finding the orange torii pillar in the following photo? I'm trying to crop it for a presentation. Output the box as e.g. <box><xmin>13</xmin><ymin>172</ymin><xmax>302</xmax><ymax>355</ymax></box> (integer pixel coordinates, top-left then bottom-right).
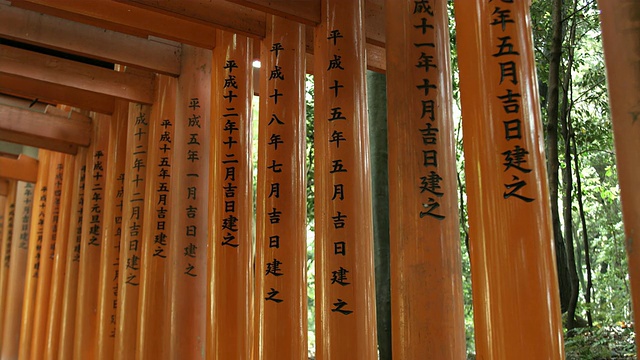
<box><xmin>0</xmin><ymin>181</ymin><xmax>6</xmax><ymax>247</ymax></box>
<box><xmin>74</xmin><ymin>113</ymin><xmax>112</xmax><ymax>359</ymax></box>
<box><xmin>254</xmin><ymin>16</ymin><xmax>307</xmax><ymax>360</ymax></box>
<box><xmin>137</xmin><ymin>75</ymin><xmax>177</xmax><ymax>359</ymax></box>
<box><xmin>209</xmin><ymin>31</ymin><xmax>253</xmax><ymax>360</ymax></box>
<box><xmin>57</xmin><ymin>147</ymin><xmax>88</xmax><ymax>360</ymax></box>
<box><xmin>0</xmin><ymin>180</ymin><xmax>15</xmax><ymax>351</ymax></box>
<box><xmin>314</xmin><ymin>0</ymin><xmax>377</xmax><ymax>358</ymax></box>
<box><xmin>18</xmin><ymin>150</ymin><xmax>50</xmax><ymax>360</ymax></box>
<box><xmin>0</xmin><ymin>181</ymin><xmax>6</xmax><ymax>270</ymax></box>
<box><xmin>1</xmin><ymin>180</ymin><xmax>35</xmax><ymax>359</ymax></box>
<box><xmin>169</xmin><ymin>44</ymin><xmax>210</xmax><ymax>359</ymax></box>
<box><xmin>94</xmin><ymin>100</ymin><xmax>127</xmax><ymax>360</ymax></box>
<box><xmin>30</xmin><ymin>152</ymin><xmax>68</xmax><ymax>360</ymax></box>
<box><xmin>114</xmin><ymin>102</ymin><xmax>151</xmax><ymax>359</ymax></box>
<box><xmin>44</xmin><ymin>152</ymin><xmax>76</xmax><ymax>360</ymax></box>
<box><xmin>385</xmin><ymin>0</ymin><xmax>466</xmax><ymax>358</ymax></box>
<box><xmin>454</xmin><ymin>2</ymin><xmax>565</xmax><ymax>358</ymax></box>
<box><xmin>598</xmin><ymin>0</ymin><xmax>640</xmax><ymax>352</ymax></box>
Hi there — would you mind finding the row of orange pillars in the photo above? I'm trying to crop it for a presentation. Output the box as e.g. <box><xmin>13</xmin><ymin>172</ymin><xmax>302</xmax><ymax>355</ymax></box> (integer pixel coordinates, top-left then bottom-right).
<box><xmin>0</xmin><ymin>1</ymin><xmax>637</xmax><ymax>359</ymax></box>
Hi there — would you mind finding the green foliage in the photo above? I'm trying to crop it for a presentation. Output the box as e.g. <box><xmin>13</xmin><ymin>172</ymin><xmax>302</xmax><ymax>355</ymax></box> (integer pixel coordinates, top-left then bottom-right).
<box><xmin>565</xmin><ymin>326</ymin><xmax>636</xmax><ymax>359</ymax></box>
<box><xmin>305</xmin><ymin>75</ymin><xmax>317</xmax><ymax>358</ymax></box>
<box><xmin>305</xmin><ymin>75</ymin><xmax>316</xmax><ymax>229</ymax></box>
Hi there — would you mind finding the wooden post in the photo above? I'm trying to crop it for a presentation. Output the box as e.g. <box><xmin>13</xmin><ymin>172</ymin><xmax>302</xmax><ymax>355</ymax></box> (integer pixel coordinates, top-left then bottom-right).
<box><xmin>57</xmin><ymin>148</ymin><xmax>88</xmax><ymax>360</ymax></box>
<box><xmin>314</xmin><ymin>0</ymin><xmax>377</xmax><ymax>358</ymax></box>
<box><xmin>137</xmin><ymin>74</ymin><xmax>177</xmax><ymax>359</ymax></box>
<box><xmin>454</xmin><ymin>1</ymin><xmax>565</xmax><ymax>357</ymax></box>
<box><xmin>74</xmin><ymin>113</ymin><xmax>112</xmax><ymax>359</ymax></box>
<box><xmin>29</xmin><ymin>151</ymin><xmax>66</xmax><ymax>359</ymax></box>
<box><xmin>0</xmin><ymin>192</ymin><xmax>5</xmax><ymax>275</ymax></box>
<box><xmin>18</xmin><ymin>150</ymin><xmax>50</xmax><ymax>360</ymax></box>
<box><xmin>0</xmin><ymin>180</ymin><xmax>15</xmax><ymax>351</ymax></box>
<box><xmin>385</xmin><ymin>0</ymin><xmax>466</xmax><ymax>357</ymax></box>
<box><xmin>598</xmin><ymin>0</ymin><xmax>640</xmax><ymax>352</ymax></box>
<box><xmin>1</xmin><ymin>180</ymin><xmax>35</xmax><ymax>359</ymax></box>
<box><xmin>254</xmin><ymin>16</ymin><xmax>307</xmax><ymax>360</ymax></box>
<box><xmin>95</xmin><ymin>99</ymin><xmax>128</xmax><ymax>360</ymax></box>
<box><xmin>169</xmin><ymin>44</ymin><xmax>211</xmax><ymax>359</ymax></box>
<box><xmin>114</xmin><ymin>102</ymin><xmax>152</xmax><ymax>359</ymax></box>
<box><xmin>208</xmin><ymin>31</ymin><xmax>253</xmax><ymax>360</ymax></box>
<box><xmin>44</xmin><ymin>152</ymin><xmax>76</xmax><ymax>360</ymax></box>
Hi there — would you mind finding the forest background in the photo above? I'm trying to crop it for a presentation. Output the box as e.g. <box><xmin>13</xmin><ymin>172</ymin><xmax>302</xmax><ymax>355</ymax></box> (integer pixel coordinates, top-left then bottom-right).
<box><xmin>251</xmin><ymin>0</ymin><xmax>635</xmax><ymax>359</ymax></box>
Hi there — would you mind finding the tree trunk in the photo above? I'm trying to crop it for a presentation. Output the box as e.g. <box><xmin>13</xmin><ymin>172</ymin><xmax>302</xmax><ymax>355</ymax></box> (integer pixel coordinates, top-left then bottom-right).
<box><xmin>546</xmin><ymin>0</ymin><xmax>571</xmax><ymax>313</ymax></box>
<box><xmin>561</xmin><ymin>0</ymin><xmax>580</xmax><ymax>329</ymax></box>
<box><xmin>367</xmin><ymin>70</ymin><xmax>392</xmax><ymax>360</ymax></box>
<box><xmin>572</xmin><ymin>130</ymin><xmax>593</xmax><ymax>327</ymax></box>
<box><xmin>563</xmin><ymin>119</ymin><xmax>579</xmax><ymax>330</ymax></box>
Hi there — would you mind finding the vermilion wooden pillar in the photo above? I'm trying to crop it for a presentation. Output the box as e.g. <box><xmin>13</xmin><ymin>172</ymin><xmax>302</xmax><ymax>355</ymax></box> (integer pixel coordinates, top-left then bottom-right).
<box><xmin>1</xmin><ymin>180</ymin><xmax>35</xmax><ymax>359</ymax></box>
<box><xmin>0</xmin><ymin>180</ymin><xmax>15</xmax><ymax>351</ymax></box>
<box><xmin>18</xmin><ymin>150</ymin><xmax>50</xmax><ymax>360</ymax></box>
<box><xmin>74</xmin><ymin>113</ymin><xmax>112</xmax><ymax>359</ymax></box>
<box><xmin>114</xmin><ymin>102</ymin><xmax>152</xmax><ymax>359</ymax></box>
<box><xmin>57</xmin><ymin>148</ymin><xmax>88</xmax><ymax>359</ymax></box>
<box><xmin>314</xmin><ymin>0</ymin><xmax>377</xmax><ymax>358</ymax></box>
<box><xmin>44</xmin><ymin>152</ymin><xmax>75</xmax><ymax>360</ymax></box>
<box><xmin>169</xmin><ymin>44</ymin><xmax>211</xmax><ymax>359</ymax></box>
<box><xmin>30</xmin><ymin>152</ymin><xmax>66</xmax><ymax>359</ymax></box>
<box><xmin>454</xmin><ymin>1</ymin><xmax>565</xmax><ymax>358</ymax></box>
<box><xmin>57</xmin><ymin>148</ymin><xmax>88</xmax><ymax>360</ymax></box>
<box><xmin>95</xmin><ymin>99</ymin><xmax>128</xmax><ymax>360</ymax></box>
<box><xmin>0</xmin><ymin>191</ymin><xmax>5</xmax><ymax>272</ymax></box>
<box><xmin>254</xmin><ymin>16</ymin><xmax>307</xmax><ymax>360</ymax></box>
<box><xmin>0</xmin><ymin>193</ymin><xmax>4</xmax><ymax>265</ymax></box>
<box><xmin>30</xmin><ymin>151</ymin><xmax>67</xmax><ymax>360</ymax></box>
<box><xmin>137</xmin><ymin>75</ymin><xmax>176</xmax><ymax>359</ymax></box>
<box><xmin>208</xmin><ymin>31</ymin><xmax>253</xmax><ymax>360</ymax></box>
<box><xmin>385</xmin><ymin>0</ymin><xmax>466</xmax><ymax>358</ymax></box>
<box><xmin>598</xmin><ymin>0</ymin><xmax>640</xmax><ymax>352</ymax></box>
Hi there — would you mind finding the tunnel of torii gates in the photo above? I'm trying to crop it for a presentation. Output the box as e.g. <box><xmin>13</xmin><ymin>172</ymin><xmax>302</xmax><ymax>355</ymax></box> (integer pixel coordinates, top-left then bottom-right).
<box><xmin>0</xmin><ymin>0</ymin><xmax>637</xmax><ymax>359</ymax></box>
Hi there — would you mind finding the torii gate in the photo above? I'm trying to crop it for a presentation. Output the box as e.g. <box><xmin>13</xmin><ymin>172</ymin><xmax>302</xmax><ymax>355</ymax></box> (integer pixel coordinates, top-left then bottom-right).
<box><xmin>0</xmin><ymin>1</ymin><xmax>636</xmax><ymax>359</ymax></box>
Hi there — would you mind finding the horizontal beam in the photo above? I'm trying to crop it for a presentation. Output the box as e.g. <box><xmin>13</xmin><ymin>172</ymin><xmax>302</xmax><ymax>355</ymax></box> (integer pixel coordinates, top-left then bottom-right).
<box><xmin>119</xmin><ymin>0</ymin><xmax>267</xmax><ymax>38</ymax></box>
<box><xmin>0</xmin><ymin>73</ymin><xmax>115</xmax><ymax>114</ymax></box>
<box><xmin>0</xmin><ymin>154</ymin><xmax>38</xmax><ymax>183</ymax></box>
<box><xmin>0</xmin><ymin>45</ymin><xmax>155</xmax><ymax>104</ymax></box>
<box><xmin>225</xmin><ymin>0</ymin><xmax>319</xmax><ymax>25</ymax></box>
<box><xmin>0</xmin><ymin>4</ymin><xmax>182</xmax><ymax>76</ymax></box>
<box><xmin>118</xmin><ymin>0</ymin><xmax>387</xmax><ymax>71</ymax></box>
<box><xmin>0</xmin><ymin>93</ymin><xmax>48</xmax><ymax>113</ymax></box>
<box><xmin>0</xmin><ymin>104</ymin><xmax>92</xmax><ymax>154</ymax></box>
<box><xmin>10</xmin><ymin>0</ymin><xmax>217</xmax><ymax>49</ymax></box>
<box><xmin>10</xmin><ymin>0</ymin><xmax>386</xmax><ymax>72</ymax></box>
